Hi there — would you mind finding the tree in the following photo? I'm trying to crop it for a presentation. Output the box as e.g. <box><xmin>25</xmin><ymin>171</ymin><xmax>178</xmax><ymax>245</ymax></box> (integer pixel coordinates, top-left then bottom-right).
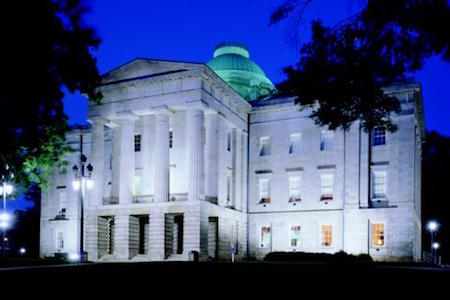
<box><xmin>271</xmin><ymin>0</ymin><xmax>450</xmax><ymax>132</ymax></box>
<box><xmin>0</xmin><ymin>0</ymin><xmax>101</xmax><ymax>191</ymax></box>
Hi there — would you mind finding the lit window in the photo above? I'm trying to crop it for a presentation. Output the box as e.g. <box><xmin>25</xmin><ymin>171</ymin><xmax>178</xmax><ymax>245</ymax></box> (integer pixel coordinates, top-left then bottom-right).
<box><xmin>259</xmin><ymin>178</ymin><xmax>270</xmax><ymax>204</ymax></box>
<box><xmin>169</xmin><ymin>130</ymin><xmax>173</xmax><ymax>148</ymax></box>
<box><xmin>259</xmin><ymin>137</ymin><xmax>270</xmax><ymax>156</ymax></box>
<box><xmin>260</xmin><ymin>226</ymin><xmax>271</xmax><ymax>248</ymax></box>
<box><xmin>320</xmin><ymin>130</ymin><xmax>334</xmax><ymax>151</ymax></box>
<box><xmin>134</xmin><ymin>134</ymin><xmax>141</xmax><ymax>152</ymax></box>
<box><xmin>372</xmin><ymin>128</ymin><xmax>386</xmax><ymax>146</ymax></box>
<box><xmin>321</xmin><ymin>225</ymin><xmax>332</xmax><ymax>247</ymax></box>
<box><xmin>133</xmin><ymin>176</ymin><xmax>141</xmax><ymax>196</ymax></box>
<box><xmin>371</xmin><ymin>223</ymin><xmax>385</xmax><ymax>247</ymax></box>
<box><xmin>59</xmin><ymin>192</ymin><xmax>67</xmax><ymax>214</ymax></box>
<box><xmin>320</xmin><ymin>174</ymin><xmax>333</xmax><ymax>201</ymax></box>
<box><xmin>56</xmin><ymin>230</ymin><xmax>64</xmax><ymax>250</ymax></box>
<box><xmin>288</xmin><ymin>176</ymin><xmax>301</xmax><ymax>202</ymax></box>
<box><xmin>289</xmin><ymin>133</ymin><xmax>301</xmax><ymax>154</ymax></box>
<box><xmin>290</xmin><ymin>225</ymin><xmax>301</xmax><ymax>247</ymax></box>
<box><xmin>372</xmin><ymin>171</ymin><xmax>387</xmax><ymax>198</ymax></box>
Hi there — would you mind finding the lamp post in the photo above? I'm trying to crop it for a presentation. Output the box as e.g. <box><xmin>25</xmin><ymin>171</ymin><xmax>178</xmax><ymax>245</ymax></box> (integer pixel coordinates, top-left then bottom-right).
<box><xmin>426</xmin><ymin>220</ymin><xmax>439</xmax><ymax>264</ymax></box>
<box><xmin>0</xmin><ymin>166</ymin><xmax>14</xmax><ymax>260</ymax></box>
<box><xmin>432</xmin><ymin>242</ymin><xmax>440</xmax><ymax>265</ymax></box>
<box><xmin>72</xmin><ymin>132</ymin><xmax>94</xmax><ymax>262</ymax></box>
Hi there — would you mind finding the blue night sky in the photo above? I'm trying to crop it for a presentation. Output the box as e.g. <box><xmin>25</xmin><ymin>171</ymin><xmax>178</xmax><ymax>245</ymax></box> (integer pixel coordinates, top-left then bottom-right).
<box><xmin>9</xmin><ymin>0</ymin><xmax>450</xmax><ymax>211</ymax></box>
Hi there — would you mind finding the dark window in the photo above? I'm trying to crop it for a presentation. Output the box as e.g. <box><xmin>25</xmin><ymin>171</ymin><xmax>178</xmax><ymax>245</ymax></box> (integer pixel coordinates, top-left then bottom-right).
<box><xmin>169</xmin><ymin>130</ymin><xmax>173</xmax><ymax>148</ymax></box>
<box><xmin>134</xmin><ymin>135</ymin><xmax>141</xmax><ymax>152</ymax></box>
<box><xmin>372</xmin><ymin>128</ymin><xmax>386</xmax><ymax>146</ymax></box>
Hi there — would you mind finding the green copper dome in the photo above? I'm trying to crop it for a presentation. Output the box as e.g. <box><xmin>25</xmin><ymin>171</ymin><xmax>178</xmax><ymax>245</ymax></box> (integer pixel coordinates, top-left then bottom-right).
<box><xmin>206</xmin><ymin>42</ymin><xmax>275</xmax><ymax>101</ymax></box>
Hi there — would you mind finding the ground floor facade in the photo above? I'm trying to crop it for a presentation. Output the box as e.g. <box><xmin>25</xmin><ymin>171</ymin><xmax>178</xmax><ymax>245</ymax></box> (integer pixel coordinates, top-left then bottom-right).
<box><xmin>40</xmin><ymin>201</ymin><xmax>420</xmax><ymax>261</ymax></box>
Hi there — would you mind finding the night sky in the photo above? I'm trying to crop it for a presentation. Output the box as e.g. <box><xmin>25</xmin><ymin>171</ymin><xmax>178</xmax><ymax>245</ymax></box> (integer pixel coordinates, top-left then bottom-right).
<box><xmin>10</xmin><ymin>0</ymin><xmax>450</xmax><ymax>212</ymax></box>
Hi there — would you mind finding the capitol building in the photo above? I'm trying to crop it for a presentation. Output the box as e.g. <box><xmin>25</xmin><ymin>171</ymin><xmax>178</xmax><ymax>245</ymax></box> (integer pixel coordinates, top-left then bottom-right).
<box><xmin>40</xmin><ymin>42</ymin><xmax>424</xmax><ymax>262</ymax></box>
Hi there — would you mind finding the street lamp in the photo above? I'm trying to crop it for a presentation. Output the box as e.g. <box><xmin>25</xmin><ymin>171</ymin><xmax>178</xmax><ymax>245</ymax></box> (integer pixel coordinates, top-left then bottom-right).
<box><xmin>426</xmin><ymin>220</ymin><xmax>439</xmax><ymax>264</ymax></box>
<box><xmin>1</xmin><ymin>165</ymin><xmax>14</xmax><ymax>260</ymax></box>
<box><xmin>72</xmin><ymin>131</ymin><xmax>94</xmax><ymax>262</ymax></box>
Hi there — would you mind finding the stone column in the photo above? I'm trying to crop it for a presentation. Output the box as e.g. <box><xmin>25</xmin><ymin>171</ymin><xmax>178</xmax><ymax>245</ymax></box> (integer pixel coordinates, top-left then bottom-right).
<box><xmin>111</xmin><ymin>112</ymin><xmax>136</xmax><ymax>204</ymax></box>
<box><xmin>187</xmin><ymin>109</ymin><xmax>205</xmax><ymax>201</ymax></box>
<box><xmin>140</xmin><ymin>115</ymin><xmax>155</xmax><ymax>196</ymax></box>
<box><xmin>233</xmin><ymin>128</ymin><xmax>243</xmax><ymax>210</ymax></box>
<box><xmin>88</xmin><ymin>116</ymin><xmax>106</xmax><ymax>207</ymax></box>
<box><xmin>153</xmin><ymin>107</ymin><xmax>171</xmax><ymax>202</ymax></box>
<box><xmin>204</xmin><ymin>113</ymin><xmax>219</xmax><ymax>199</ymax></box>
<box><xmin>242</xmin><ymin>131</ymin><xmax>249</xmax><ymax>213</ymax></box>
<box><xmin>114</xmin><ymin>214</ymin><xmax>130</xmax><ymax>260</ymax></box>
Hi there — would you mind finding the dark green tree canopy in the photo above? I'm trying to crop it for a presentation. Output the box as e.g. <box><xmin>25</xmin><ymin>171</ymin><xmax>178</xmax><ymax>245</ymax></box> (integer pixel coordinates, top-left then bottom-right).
<box><xmin>271</xmin><ymin>0</ymin><xmax>450</xmax><ymax>132</ymax></box>
<box><xmin>0</xmin><ymin>0</ymin><xmax>101</xmax><ymax>190</ymax></box>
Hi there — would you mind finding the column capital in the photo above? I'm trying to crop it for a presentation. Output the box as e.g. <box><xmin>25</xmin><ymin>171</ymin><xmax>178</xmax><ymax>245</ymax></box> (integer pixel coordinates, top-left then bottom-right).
<box><xmin>152</xmin><ymin>105</ymin><xmax>174</xmax><ymax>117</ymax></box>
<box><xmin>115</xmin><ymin>110</ymin><xmax>138</xmax><ymax>121</ymax></box>
<box><xmin>185</xmin><ymin>99</ymin><xmax>209</xmax><ymax>111</ymax></box>
<box><xmin>87</xmin><ymin>115</ymin><xmax>109</xmax><ymax>126</ymax></box>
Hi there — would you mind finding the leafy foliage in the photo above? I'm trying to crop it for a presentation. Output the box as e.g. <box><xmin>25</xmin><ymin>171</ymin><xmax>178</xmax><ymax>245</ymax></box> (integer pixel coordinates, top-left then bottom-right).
<box><xmin>272</xmin><ymin>0</ymin><xmax>450</xmax><ymax>132</ymax></box>
<box><xmin>0</xmin><ymin>0</ymin><xmax>101</xmax><ymax>190</ymax></box>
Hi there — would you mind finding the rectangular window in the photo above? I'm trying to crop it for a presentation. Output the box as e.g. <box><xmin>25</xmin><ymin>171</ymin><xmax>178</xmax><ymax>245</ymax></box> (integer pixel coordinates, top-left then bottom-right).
<box><xmin>372</xmin><ymin>171</ymin><xmax>387</xmax><ymax>198</ymax></box>
<box><xmin>259</xmin><ymin>178</ymin><xmax>270</xmax><ymax>204</ymax></box>
<box><xmin>320</xmin><ymin>174</ymin><xmax>334</xmax><ymax>201</ymax></box>
<box><xmin>134</xmin><ymin>134</ymin><xmax>141</xmax><ymax>152</ymax></box>
<box><xmin>320</xmin><ymin>130</ymin><xmax>334</xmax><ymax>151</ymax></box>
<box><xmin>56</xmin><ymin>230</ymin><xmax>64</xmax><ymax>250</ymax></box>
<box><xmin>321</xmin><ymin>225</ymin><xmax>333</xmax><ymax>247</ymax></box>
<box><xmin>289</xmin><ymin>133</ymin><xmax>301</xmax><ymax>154</ymax></box>
<box><xmin>133</xmin><ymin>176</ymin><xmax>141</xmax><ymax>196</ymax></box>
<box><xmin>372</xmin><ymin>128</ymin><xmax>386</xmax><ymax>146</ymax></box>
<box><xmin>288</xmin><ymin>176</ymin><xmax>301</xmax><ymax>202</ymax></box>
<box><xmin>169</xmin><ymin>130</ymin><xmax>173</xmax><ymax>148</ymax></box>
<box><xmin>290</xmin><ymin>225</ymin><xmax>301</xmax><ymax>247</ymax></box>
<box><xmin>59</xmin><ymin>192</ymin><xmax>67</xmax><ymax>214</ymax></box>
<box><xmin>259</xmin><ymin>137</ymin><xmax>271</xmax><ymax>156</ymax></box>
<box><xmin>260</xmin><ymin>226</ymin><xmax>271</xmax><ymax>248</ymax></box>
<box><xmin>371</xmin><ymin>223</ymin><xmax>385</xmax><ymax>247</ymax></box>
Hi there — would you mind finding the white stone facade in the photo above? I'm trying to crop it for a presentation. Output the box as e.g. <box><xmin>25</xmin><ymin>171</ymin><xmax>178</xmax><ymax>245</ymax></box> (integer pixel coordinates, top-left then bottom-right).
<box><xmin>40</xmin><ymin>58</ymin><xmax>424</xmax><ymax>262</ymax></box>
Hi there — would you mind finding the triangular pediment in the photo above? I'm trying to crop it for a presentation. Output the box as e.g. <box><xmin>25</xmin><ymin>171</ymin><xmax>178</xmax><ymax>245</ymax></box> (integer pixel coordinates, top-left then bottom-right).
<box><xmin>101</xmin><ymin>58</ymin><xmax>202</xmax><ymax>85</ymax></box>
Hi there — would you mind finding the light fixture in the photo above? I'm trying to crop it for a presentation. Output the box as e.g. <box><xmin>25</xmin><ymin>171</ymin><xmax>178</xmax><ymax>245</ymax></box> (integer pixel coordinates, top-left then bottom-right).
<box><xmin>72</xmin><ymin>180</ymin><xmax>81</xmax><ymax>191</ymax></box>
<box><xmin>19</xmin><ymin>247</ymin><xmax>26</xmax><ymax>255</ymax></box>
<box><xmin>0</xmin><ymin>184</ymin><xmax>13</xmax><ymax>195</ymax></box>
<box><xmin>432</xmin><ymin>242</ymin><xmax>440</xmax><ymax>250</ymax></box>
<box><xmin>69</xmin><ymin>253</ymin><xmax>80</xmax><ymax>262</ymax></box>
<box><xmin>427</xmin><ymin>220</ymin><xmax>439</xmax><ymax>232</ymax></box>
<box><xmin>86</xmin><ymin>179</ymin><xmax>94</xmax><ymax>190</ymax></box>
<box><xmin>0</xmin><ymin>212</ymin><xmax>11</xmax><ymax>229</ymax></box>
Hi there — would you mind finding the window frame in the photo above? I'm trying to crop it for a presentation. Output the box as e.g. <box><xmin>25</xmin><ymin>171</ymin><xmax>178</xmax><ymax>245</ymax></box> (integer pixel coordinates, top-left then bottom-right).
<box><xmin>320</xmin><ymin>174</ymin><xmax>334</xmax><ymax>201</ymax></box>
<box><xmin>320</xmin><ymin>130</ymin><xmax>334</xmax><ymax>151</ymax></box>
<box><xmin>259</xmin><ymin>225</ymin><xmax>272</xmax><ymax>248</ymax></box>
<box><xmin>288</xmin><ymin>176</ymin><xmax>301</xmax><ymax>202</ymax></box>
<box><xmin>134</xmin><ymin>134</ymin><xmax>141</xmax><ymax>152</ymax></box>
<box><xmin>55</xmin><ymin>230</ymin><xmax>64</xmax><ymax>251</ymax></box>
<box><xmin>288</xmin><ymin>133</ymin><xmax>301</xmax><ymax>154</ymax></box>
<box><xmin>289</xmin><ymin>224</ymin><xmax>301</xmax><ymax>248</ymax></box>
<box><xmin>320</xmin><ymin>224</ymin><xmax>333</xmax><ymax>248</ymax></box>
<box><xmin>258</xmin><ymin>178</ymin><xmax>271</xmax><ymax>204</ymax></box>
<box><xmin>371</xmin><ymin>170</ymin><xmax>387</xmax><ymax>199</ymax></box>
<box><xmin>371</xmin><ymin>128</ymin><xmax>386</xmax><ymax>146</ymax></box>
<box><xmin>371</xmin><ymin>222</ymin><xmax>386</xmax><ymax>248</ymax></box>
<box><xmin>259</xmin><ymin>136</ymin><xmax>271</xmax><ymax>156</ymax></box>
